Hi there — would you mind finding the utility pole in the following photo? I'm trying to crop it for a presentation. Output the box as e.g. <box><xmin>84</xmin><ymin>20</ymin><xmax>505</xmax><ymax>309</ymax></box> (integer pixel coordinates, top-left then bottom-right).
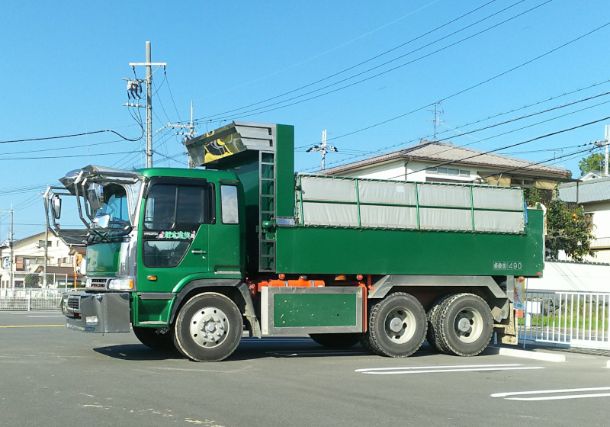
<box><xmin>604</xmin><ymin>125</ymin><xmax>610</xmax><ymax>176</ymax></box>
<box><xmin>306</xmin><ymin>129</ymin><xmax>338</xmax><ymax>170</ymax></box>
<box><xmin>166</xmin><ymin>102</ymin><xmax>197</xmax><ymax>167</ymax></box>
<box><xmin>128</xmin><ymin>41</ymin><xmax>167</xmax><ymax>168</ymax></box>
<box><xmin>9</xmin><ymin>207</ymin><xmax>13</xmax><ymax>289</ymax></box>
<box><xmin>594</xmin><ymin>125</ymin><xmax>610</xmax><ymax>176</ymax></box>
<box><xmin>431</xmin><ymin>102</ymin><xmax>443</xmax><ymax>140</ymax></box>
<box><xmin>43</xmin><ymin>189</ymin><xmax>49</xmax><ymax>288</ymax></box>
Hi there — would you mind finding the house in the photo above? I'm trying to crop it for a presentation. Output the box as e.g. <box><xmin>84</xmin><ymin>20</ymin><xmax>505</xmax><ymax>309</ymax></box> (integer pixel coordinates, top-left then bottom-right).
<box><xmin>0</xmin><ymin>229</ymin><xmax>86</xmax><ymax>289</ymax></box>
<box><xmin>558</xmin><ymin>176</ymin><xmax>610</xmax><ymax>263</ymax></box>
<box><xmin>322</xmin><ymin>140</ymin><xmax>571</xmax><ymax>189</ymax></box>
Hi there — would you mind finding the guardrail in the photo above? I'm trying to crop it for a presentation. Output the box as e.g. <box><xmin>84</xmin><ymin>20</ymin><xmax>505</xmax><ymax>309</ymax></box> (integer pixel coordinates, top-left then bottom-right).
<box><xmin>520</xmin><ymin>291</ymin><xmax>610</xmax><ymax>350</ymax></box>
<box><xmin>0</xmin><ymin>288</ymin><xmax>70</xmax><ymax>311</ymax></box>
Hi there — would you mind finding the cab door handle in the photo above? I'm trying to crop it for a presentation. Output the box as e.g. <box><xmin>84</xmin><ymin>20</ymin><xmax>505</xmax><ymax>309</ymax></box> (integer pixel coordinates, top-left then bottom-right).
<box><xmin>191</xmin><ymin>249</ymin><xmax>207</xmax><ymax>255</ymax></box>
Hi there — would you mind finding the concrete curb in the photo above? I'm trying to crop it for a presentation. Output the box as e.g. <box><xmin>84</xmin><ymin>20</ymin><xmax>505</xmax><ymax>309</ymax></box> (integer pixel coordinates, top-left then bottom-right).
<box><xmin>492</xmin><ymin>346</ymin><xmax>566</xmax><ymax>363</ymax></box>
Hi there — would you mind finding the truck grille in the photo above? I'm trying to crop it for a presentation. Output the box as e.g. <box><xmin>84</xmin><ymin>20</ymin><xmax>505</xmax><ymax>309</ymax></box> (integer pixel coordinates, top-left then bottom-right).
<box><xmin>67</xmin><ymin>296</ymin><xmax>80</xmax><ymax>311</ymax></box>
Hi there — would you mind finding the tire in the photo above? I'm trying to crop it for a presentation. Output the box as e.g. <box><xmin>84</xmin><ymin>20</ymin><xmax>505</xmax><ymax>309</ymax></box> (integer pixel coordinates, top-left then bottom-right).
<box><xmin>426</xmin><ymin>296</ymin><xmax>451</xmax><ymax>353</ymax></box>
<box><xmin>365</xmin><ymin>292</ymin><xmax>427</xmax><ymax>358</ymax></box>
<box><xmin>436</xmin><ymin>293</ymin><xmax>494</xmax><ymax>357</ymax></box>
<box><xmin>173</xmin><ymin>292</ymin><xmax>243</xmax><ymax>362</ymax></box>
<box><xmin>133</xmin><ymin>326</ymin><xmax>175</xmax><ymax>351</ymax></box>
<box><xmin>310</xmin><ymin>333</ymin><xmax>361</xmax><ymax>349</ymax></box>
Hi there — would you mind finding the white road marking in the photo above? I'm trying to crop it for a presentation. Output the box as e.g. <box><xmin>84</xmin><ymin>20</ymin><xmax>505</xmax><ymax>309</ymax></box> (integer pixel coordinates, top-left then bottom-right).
<box><xmin>492</xmin><ymin>386</ymin><xmax>610</xmax><ymax>401</ymax></box>
<box><xmin>356</xmin><ymin>363</ymin><xmax>544</xmax><ymax>375</ymax></box>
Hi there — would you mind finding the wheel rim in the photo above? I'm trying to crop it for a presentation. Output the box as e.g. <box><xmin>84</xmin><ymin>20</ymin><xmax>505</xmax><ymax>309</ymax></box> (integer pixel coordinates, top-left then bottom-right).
<box><xmin>384</xmin><ymin>307</ymin><xmax>416</xmax><ymax>344</ymax></box>
<box><xmin>453</xmin><ymin>308</ymin><xmax>484</xmax><ymax>344</ymax></box>
<box><xmin>189</xmin><ymin>306</ymin><xmax>230</xmax><ymax>348</ymax></box>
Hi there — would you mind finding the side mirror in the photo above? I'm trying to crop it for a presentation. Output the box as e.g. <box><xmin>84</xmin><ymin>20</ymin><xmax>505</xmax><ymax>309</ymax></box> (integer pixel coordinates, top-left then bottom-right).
<box><xmin>86</xmin><ymin>183</ymin><xmax>104</xmax><ymax>212</ymax></box>
<box><xmin>51</xmin><ymin>195</ymin><xmax>62</xmax><ymax>220</ymax></box>
<box><xmin>93</xmin><ymin>213</ymin><xmax>111</xmax><ymax>228</ymax></box>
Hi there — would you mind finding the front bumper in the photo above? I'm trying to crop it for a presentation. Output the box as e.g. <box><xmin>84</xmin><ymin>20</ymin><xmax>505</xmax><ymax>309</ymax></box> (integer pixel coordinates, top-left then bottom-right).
<box><xmin>61</xmin><ymin>291</ymin><xmax>131</xmax><ymax>333</ymax></box>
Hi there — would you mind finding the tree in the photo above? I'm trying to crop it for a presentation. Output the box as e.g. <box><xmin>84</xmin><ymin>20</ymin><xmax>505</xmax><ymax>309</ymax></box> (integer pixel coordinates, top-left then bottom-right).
<box><xmin>24</xmin><ymin>273</ymin><xmax>40</xmax><ymax>288</ymax></box>
<box><xmin>578</xmin><ymin>153</ymin><xmax>604</xmax><ymax>176</ymax></box>
<box><xmin>545</xmin><ymin>199</ymin><xmax>594</xmax><ymax>261</ymax></box>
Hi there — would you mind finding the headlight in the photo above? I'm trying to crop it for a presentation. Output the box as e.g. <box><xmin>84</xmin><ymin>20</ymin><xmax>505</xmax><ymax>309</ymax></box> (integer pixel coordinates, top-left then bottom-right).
<box><xmin>108</xmin><ymin>278</ymin><xmax>135</xmax><ymax>290</ymax></box>
<box><xmin>85</xmin><ymin>277</ymin><xmax>92</xmax><ymax>288</ymax></box>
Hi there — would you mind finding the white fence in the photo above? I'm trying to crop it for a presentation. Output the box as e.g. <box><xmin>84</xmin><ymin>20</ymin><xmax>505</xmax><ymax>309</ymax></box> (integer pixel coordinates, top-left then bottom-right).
<box><xmin>520</xmin><ymin>291</ymin><xmax>610</xmax><ymax>351</ymax></box>
<box><xmin>0</xmin><ymin>288</ymin><xmax>70</xmax><ymax>311</ymax></box>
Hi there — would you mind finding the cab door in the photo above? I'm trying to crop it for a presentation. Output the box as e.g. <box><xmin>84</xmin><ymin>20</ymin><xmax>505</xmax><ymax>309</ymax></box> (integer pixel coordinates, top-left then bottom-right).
<box><xmin>137</xmin><ymin>178</ymin><xmax>215</xmax><ymax>294</ymax></box>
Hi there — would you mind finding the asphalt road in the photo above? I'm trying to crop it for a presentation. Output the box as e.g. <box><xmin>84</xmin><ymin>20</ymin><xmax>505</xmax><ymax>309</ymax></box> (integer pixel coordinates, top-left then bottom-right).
<box><xmin>1</xmin><ymin>311</ymin><xmax>609</xmax><ymax>427</ymax></box>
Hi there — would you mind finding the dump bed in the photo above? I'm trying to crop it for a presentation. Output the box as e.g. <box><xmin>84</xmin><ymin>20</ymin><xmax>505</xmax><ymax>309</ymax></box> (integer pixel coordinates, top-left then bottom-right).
<box><xmin>277</xmin><ymin>174</ymin><xmax>543</xmax><ymax>276</ymax></box>
<box><xmin>185</xmin><ymin>122</ymin><xmax>544</xmax><ymax>278</ymax></box>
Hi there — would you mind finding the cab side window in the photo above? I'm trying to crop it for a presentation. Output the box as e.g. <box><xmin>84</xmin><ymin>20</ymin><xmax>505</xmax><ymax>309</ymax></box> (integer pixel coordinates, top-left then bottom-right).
<box><xmin>143</xmin><ymin>182</ymin><xmax>214</xmax><ymax>268</ymax></box>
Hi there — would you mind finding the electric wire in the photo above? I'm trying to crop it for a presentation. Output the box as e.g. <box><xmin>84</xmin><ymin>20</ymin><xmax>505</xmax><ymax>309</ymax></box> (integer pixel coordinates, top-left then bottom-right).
<box><xmin>301</xmin><ymin>21</ymin><xmax>610</xmax><ymax>148</ymax></box>
<box><xmin>201</xmin><ymin>0</ymin><xmax>503</xmax><ymax>120</ymax></box>
<box><xmin>202</xmin><ymin>0</ymin><xmax>552</xmax><ymax>122</ymax></box>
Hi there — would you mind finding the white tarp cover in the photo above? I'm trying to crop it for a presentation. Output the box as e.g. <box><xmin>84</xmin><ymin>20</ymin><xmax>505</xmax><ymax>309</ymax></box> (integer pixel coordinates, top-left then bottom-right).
<box><xmin>527</xmin><ymin>262</ymin><xmax>610</xmax><ymax>293</ymax></box>
<box><xmin>472</xmin><ymin>186</ymin><xmax>523</xmax><ymax>210</ymax></box>
<box><xmin>300</xmin><ymin>176</ymin><xmax>356</xmax><ymax>202</ymax></box>
<box><xmin>358</xmin><ymin>180</ymin><xmax>418</xmax><ymax>205</ymax></box>
<box><xmin>474</xmin><ymin>211</ymin><xmax>524</xmax><ymax>233</ymax></box>
<box><xmin>297</xmin><ymin>175</ymin><xmax>525</xmax><ymax>233</ymax></box>
<box><xmin>418</xmin><ymin>184</ymin><xmax>471</xmax><ymax>208</ymax></box>
<box><xmin>360</xmin><ymin>205</ymin><xmax>417</xmax><ymax>228</ymax></box>
<box><xmin>301</xmin><ymin>202</ymin><xmax>359</xmax><ymax>227</ymax></box>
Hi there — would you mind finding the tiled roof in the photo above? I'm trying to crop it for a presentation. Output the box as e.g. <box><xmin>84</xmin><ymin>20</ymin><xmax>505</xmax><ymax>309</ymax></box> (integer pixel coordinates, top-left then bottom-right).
<box><xmin>323</xmin><ymin>141</ymin><xmax>571</xmax><ymax>179</ymax></box>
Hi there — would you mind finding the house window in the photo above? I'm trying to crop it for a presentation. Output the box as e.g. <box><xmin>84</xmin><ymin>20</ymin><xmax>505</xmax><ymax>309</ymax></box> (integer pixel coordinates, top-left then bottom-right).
<box><xmin>427</xmin><ymin>167</ymin><xmax>470</xmax><ymax>177</ymax></box>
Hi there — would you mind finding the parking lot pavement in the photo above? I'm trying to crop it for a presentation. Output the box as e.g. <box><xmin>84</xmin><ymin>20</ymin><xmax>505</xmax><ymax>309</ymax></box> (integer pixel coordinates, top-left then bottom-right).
<box><xmin>1</xmin><ymin>311</ymin><xmax>609</xmax><ymax>427</ymax></box>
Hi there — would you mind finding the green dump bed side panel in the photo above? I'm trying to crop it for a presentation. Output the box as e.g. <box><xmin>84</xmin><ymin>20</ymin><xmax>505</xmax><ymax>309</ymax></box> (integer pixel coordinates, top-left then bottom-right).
<box><xmin>275</xmin><ymin>209</ymin><xmax>543</xmax><ymax>277</ymax></box>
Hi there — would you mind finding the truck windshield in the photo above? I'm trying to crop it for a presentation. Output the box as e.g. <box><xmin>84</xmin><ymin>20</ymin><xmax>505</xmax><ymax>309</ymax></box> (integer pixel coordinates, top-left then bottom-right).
<box><xmin>92</xmin><ymin>184</ymin><xmax>132</xmax><ymax>230</ymax></box>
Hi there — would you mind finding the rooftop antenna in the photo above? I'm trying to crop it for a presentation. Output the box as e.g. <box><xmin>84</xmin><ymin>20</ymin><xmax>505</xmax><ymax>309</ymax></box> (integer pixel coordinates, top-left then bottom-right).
<box><xmin>306</xmin><ymin>129</ymin><xmax>338</xmax><ymax>170</ymax></box>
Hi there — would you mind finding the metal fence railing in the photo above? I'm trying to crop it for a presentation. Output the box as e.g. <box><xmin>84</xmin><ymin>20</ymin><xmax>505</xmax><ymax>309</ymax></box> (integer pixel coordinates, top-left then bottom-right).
<box><xmin>520</xmin><ymin>291</ymin><xmax>610</xmax><ymax>350</ymax></box>
<box><xmin>0</xmin><ymin>288</ymin><xmax>70</xmax><ymax>311</ymax></box>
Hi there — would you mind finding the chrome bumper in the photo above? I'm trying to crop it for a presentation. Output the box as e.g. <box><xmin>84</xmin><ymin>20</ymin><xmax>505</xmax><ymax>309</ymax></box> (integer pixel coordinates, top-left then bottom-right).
<box><xmin>61</xmin><ymin>292</ymin><xmax>131</xmax><ymax>333</ymax></box>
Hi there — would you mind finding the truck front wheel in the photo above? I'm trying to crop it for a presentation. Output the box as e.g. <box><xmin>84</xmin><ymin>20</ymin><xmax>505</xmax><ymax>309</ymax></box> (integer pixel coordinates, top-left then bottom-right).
<box><xmin>435</xmin><ymin>293</ymin><xmax>494</xmax><ymax>357</ymax></box>
<box><xmin>174</xmin><ymin>292</ymin><xmax>243</xmax><ymax>362</ymax></box>
<box><xmin>366</xmin><ymin>292</ymin><xmax>427</xmax><ymax>358</ymax></box>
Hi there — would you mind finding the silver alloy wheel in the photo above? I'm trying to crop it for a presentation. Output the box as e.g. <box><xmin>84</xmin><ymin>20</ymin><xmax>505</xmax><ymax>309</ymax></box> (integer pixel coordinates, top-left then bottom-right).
<box><xmin>384</xmin><ymin>308</ymin><xmax>416</xmax><ymax>344</ymax></box>
<box><xmin>189</xmin><ymin>307</ymin><xmax>230</xmax><ymax>348</ymax></box>
<box><xmin>453</xmin><ymin>308</ymin><xmax>484</xmax><ymax>344</ymax></box>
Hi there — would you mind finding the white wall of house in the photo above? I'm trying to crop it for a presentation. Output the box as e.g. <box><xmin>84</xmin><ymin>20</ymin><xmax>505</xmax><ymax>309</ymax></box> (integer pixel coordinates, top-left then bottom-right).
<box><xmin>0</xmin><ymin>232</ymin><xmax>73</xmax><ymax>288</ymax></box>
<box><xmin>584</xmin><ymin>200</ymin><xmax>610</xmax><ymax>263</ymax></box>
<box><xmin>331</xmin><ymin>160</ymin><xmax>483</xmax><ymax>183</ymax></box>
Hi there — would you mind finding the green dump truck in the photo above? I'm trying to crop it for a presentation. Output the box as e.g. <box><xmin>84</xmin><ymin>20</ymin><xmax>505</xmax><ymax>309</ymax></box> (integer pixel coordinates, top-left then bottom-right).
<box><xmin>51</xmin><ymin>122</ymin><xmax>542</xmax><ymax>361</ymax></box>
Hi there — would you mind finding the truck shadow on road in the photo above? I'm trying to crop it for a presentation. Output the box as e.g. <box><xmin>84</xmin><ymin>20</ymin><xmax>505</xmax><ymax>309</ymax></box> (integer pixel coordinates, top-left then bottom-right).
<box><xmin>92</xmin><ymin>339</ymin><xmax>437</xmax><ymax>362</ymax></box>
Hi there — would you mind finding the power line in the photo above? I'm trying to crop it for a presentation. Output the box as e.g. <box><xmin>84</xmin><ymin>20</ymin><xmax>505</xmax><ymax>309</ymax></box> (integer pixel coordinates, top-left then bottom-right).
<box><xmin>302</xmin><ymin>20</ymin><xmax>610</xmax><ymax>148</ymax></box>
<box><xmin>201</xmin><ymin>0</ymin><xmax>503</xmax><ymax>120</ymax></box>
<box><xmin>307</xmin><ymin>87</ymin><xmax>610</xmax><ymax>171</ymax></box>
<box><xmin>0</xmin><ymin>128</ymin><xmax>143</xmax><ymax>145</ymax></box>
<box><xmin>0</xmin><ymin>150</ymin><xmax>140</xmax><ymax>162</ymax></box>
<box><xmin>202</xmin><ymin>0</ymin><xmax>551</xmax><ymax>123</ymax></box>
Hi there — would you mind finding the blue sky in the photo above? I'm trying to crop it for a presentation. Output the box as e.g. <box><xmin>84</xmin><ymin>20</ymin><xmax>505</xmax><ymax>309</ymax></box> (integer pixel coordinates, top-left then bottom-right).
<box><xmin>1</xmin><ymin>0</ymin><xmax>609</xmax><ymax>239</ymax></box>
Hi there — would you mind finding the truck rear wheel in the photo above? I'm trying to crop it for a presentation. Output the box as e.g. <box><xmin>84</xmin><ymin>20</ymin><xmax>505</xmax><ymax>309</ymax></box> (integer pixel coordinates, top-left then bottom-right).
<box><xmin>426</xmin><ymin>297</ymin><xmax>451</xmax><ymax>353</ymax></box>
<box><xmin>309</xmin><ymin>333</ymin><xmax>361</xmax><ymax>349</ymax></box>
<box><xmin>366</xmin><ymin>292</ymin><xmax>427</xmax><ymax>358</ymax></box>
<box><xmin>436</xmin><ymin>293</ymin><xmax>493</xmax><ymax>357</ymax></box>
<box><xmin>133</xmin><ymin>327</ymin><xmax>175</xmax><ymax>351</ymax></box>
<box><xmin>174</xmin><ymin>292</ymin><xmax>243</xmax><ymax>362</ymax></box>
